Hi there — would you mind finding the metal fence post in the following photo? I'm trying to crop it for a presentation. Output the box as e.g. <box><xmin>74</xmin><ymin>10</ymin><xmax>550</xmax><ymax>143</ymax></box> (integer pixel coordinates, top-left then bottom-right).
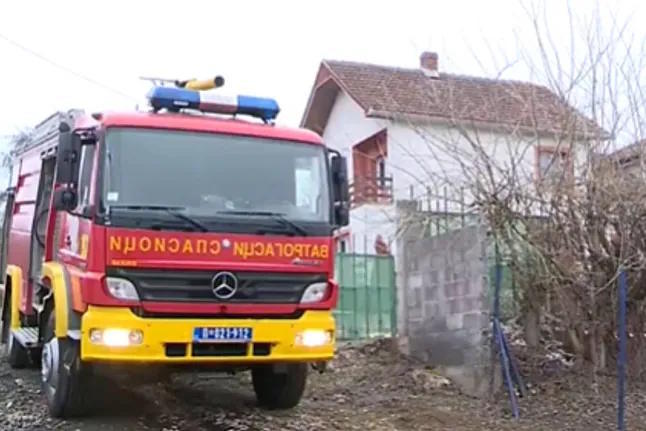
<box><xmin>364</xmin><ymin>236</ymin><xmax>370</xmax><ymax>339</ymax></box>
<box><xmin>618</xmin><ymin>269</ymin><xmax>627</xmax><ymax>431</ymax></box>
<box><xmin>377</xmin><ymin>257</ymin><xmax>383</xmax><ymax>335</ymax></box>
<box><xmin>352</xmin><ymin>252</ymin><xmax>358</xmax><ymax>340</ymax></box>
<box><xmin>390</xmin><ymin>256</ymin><xmax>397</xmax><ymax>338</ymax></box>
<box><xmin>338</xmin><ymin>253</ymin><xmax>346</xmax><ymax>340</ymax></box>
<box><xmin>493</xmin><ymin>242</ymin><xmax>501</xmax><ymax>319</ymax></box>
<box><xmin>493</xmin><ymin>240</ymin><xmax>520</xmax><ymax>418</ymax></box>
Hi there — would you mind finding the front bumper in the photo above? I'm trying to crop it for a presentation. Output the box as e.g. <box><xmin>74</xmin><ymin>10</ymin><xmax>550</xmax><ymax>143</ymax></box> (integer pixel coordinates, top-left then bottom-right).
<box><xmin>80</xmin><ymin>306</ymin><xmax>335</xmax><ymax>364</ymax></box>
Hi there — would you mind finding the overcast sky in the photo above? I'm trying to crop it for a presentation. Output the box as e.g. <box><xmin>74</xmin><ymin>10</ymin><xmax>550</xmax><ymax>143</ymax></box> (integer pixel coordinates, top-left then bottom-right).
<box><xmin>0</xmin><ymin>0</ymin><xmax>644</xmax><ymax>147</ymax></box>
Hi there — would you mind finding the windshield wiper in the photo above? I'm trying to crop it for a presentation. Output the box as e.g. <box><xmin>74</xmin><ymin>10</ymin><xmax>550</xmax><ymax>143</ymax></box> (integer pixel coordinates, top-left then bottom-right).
<box><xmin>217</xmin><ymin>210</ymin><xmax>308</xmax><ymax>236</ymax></box>
<box><xmin>110</xmin><ymin>205</ymin><xmax>209</xmax><ymax>232</ymax></box>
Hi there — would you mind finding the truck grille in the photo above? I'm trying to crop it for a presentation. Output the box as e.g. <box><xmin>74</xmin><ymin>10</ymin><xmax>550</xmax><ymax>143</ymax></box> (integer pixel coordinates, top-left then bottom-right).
<box><xmin>163</xmin><ymin>342</ymin><xmax>272</xmax><ymax>358</ymax></box>
<box><xmin>107</xmin><ymin>268</ymin><xmax>326</xmax><ymax>304</ymax></box>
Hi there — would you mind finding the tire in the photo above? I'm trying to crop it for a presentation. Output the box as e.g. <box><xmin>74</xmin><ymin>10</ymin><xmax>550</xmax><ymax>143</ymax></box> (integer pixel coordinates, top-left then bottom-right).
<box><xmin>41</xmin><ymin>311</ymin><xmax>91</xmax><ymax>418</ymax></box>
<box><xmin>252</xmin><ymin>363</ymin><xmax>308</xmax><ymax>410</ymax></box>
<box><xmin>2</xmin><ymin>298</ymin><xmax>29</xmax><ymax>369</ymax></box>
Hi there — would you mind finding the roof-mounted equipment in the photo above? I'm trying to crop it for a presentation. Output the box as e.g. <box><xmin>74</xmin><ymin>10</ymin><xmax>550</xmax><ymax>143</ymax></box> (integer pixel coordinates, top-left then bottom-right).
<box><xmin>141</xmin><ymin>75</ymin><xmax>280</xmax><ymax>122</ymax></box>
<box><xmin>146</xmin><ymin>87</ymin><xmax>280</xmax><ymax>122</ymax></box>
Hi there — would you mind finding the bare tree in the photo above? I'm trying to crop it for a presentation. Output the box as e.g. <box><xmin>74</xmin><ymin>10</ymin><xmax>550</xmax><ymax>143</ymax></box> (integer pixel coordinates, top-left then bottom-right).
<box><xmin>388</xmin><ymin>0</ymin><xmax>645</xmax><ymax>372</ymax></box>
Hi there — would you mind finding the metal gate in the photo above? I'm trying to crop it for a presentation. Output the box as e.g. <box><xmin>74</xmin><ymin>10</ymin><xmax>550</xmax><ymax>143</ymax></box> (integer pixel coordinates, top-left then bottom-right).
<box><xmin>333</xmin><ymin>253</ymin><xmax>396</xmax><ymax>340</ymax></box>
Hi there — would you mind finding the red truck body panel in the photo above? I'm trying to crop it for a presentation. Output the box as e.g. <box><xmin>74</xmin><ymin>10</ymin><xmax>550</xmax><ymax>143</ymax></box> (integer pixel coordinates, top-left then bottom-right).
<box><xmin>79</xmin><ymin>112</ymin><xmax>324</xmax><ymax>145</ymax></box>
<box><xmin>7</xmin><ymin>146</ymin><xmax>46</xmax><ymax>314</ymax></box>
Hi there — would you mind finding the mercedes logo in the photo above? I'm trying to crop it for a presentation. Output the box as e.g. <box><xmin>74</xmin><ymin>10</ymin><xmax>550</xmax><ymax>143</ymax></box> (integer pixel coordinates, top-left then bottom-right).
<box><xmin>211</xmin><ymin>271</ymin><xmax>238</xmax><ymax>300</ymax></box>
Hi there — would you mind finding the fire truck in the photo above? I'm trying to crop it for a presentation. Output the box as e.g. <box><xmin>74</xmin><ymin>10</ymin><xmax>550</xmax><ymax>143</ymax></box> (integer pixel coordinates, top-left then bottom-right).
<box><xmin>0</xmin><ymin>76</ymin><xmax>349</xmax><ymax>417</ymax></box>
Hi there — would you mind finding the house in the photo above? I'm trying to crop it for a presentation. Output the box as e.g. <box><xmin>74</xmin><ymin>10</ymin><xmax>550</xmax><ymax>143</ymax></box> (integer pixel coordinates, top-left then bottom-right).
<box><xmin>301</xmin><ymin>52</ymin><xmax>605</xmax><ymax>254</ymax></box>
<box><xmin>599</xmin><ymin>140</ymin><xmax>646</xmax><ymax>178</ymax></box>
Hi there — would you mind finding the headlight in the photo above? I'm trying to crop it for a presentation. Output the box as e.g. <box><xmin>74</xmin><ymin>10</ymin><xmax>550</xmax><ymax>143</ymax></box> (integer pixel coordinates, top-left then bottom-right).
<box><xmin>300</xmin><ymin>282</ymin><xmax>328</xmax><ymax>303</ymax></box>
<box><xmin>105</xmin><ymin>277</ymin><xmax>139</xmax><ymax>301</ymax></box>
<box><xmin>295</xmin><ymin>329</ymin><xmax>333</xmax><ymax>347</ymax></box>
<box><xmin>89</xmin><ymin>328</ymin><xmax>143</xmax><ymax>347</ymax></box>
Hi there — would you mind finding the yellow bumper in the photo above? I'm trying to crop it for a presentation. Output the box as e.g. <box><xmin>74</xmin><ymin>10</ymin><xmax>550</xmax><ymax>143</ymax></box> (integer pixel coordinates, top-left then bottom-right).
<box><xmin>80</xmin><ymin>306</ymin><xmax>335</xmax><ymax>364</ymax></box>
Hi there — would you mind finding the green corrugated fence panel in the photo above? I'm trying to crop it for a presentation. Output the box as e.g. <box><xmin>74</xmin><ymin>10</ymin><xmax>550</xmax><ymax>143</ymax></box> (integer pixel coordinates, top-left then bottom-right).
<box><xmin>333</xmin><ymin>254</ymin><xmax>395</xmax><ymax>340</ymax></box>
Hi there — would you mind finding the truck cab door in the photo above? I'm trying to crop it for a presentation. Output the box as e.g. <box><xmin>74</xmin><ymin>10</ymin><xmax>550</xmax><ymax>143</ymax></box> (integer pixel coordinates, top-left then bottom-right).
<box><xmin>55</xmin><ymin>136</ymin><xmax>96</xmax><ymax>267</ymax></box>
<box><xmin>29</xmin><ymin>156</ymin><xmax>57</xmax><ymax>304</ymax></box>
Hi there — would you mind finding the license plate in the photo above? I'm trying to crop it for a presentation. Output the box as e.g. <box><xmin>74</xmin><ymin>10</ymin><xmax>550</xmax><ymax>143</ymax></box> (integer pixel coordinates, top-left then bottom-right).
<box><xmin>193</xmin><ymin>327</ymin><xmax>253</xmax><ymax>343</ymax></box>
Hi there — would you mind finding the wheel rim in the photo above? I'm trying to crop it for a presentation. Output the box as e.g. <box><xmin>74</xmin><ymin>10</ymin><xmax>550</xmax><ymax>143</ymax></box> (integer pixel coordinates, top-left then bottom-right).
<box><xmin>41</xmin><ymin>337</ymin><xmax>60</xmax><ymax>395</ymax></box>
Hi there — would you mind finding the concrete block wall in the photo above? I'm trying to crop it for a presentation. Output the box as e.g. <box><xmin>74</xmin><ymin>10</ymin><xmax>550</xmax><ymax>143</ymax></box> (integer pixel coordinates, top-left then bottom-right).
<box><xmin>396</xmin><ymin>212</ymin><xmax>497</xmax><ymax>397</ymax></box>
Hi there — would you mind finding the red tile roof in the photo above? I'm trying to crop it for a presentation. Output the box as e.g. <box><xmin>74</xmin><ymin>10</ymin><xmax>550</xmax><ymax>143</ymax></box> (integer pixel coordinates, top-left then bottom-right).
<box><xmin>602</xmin><ymin>139</ymin><xmax>646</xmax><ymax>165</ymax></box>
<box><xmin>303</xmin><ymin>60</ymin><xmax>606</xmax><ymax>139</ymax></box>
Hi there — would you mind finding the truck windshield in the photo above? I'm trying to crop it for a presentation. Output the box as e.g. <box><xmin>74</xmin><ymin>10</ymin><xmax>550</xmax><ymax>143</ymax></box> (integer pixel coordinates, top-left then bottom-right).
<box><xmin>102</xmin><ymin>128</ymin><xmax>330</xmax><ymax>224</ymax></box>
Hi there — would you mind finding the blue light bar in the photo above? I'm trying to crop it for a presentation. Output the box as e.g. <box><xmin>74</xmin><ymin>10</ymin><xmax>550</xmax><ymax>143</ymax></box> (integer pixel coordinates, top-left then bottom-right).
<box><xmin>146</xmin><ymin>86</ymin><xmax>280</xmax><ymax>121</ymax></box>
<box><xmin>237</xmin><ymin>95</ymin><xmax>280</xmax><ymax>122</ymax></box>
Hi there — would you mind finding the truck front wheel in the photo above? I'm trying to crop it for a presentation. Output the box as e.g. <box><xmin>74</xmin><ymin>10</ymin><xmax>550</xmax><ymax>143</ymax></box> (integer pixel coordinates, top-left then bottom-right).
<box><xmin>41</xmin><ymin>311</ymin><xmax>91</xmax><ymax>418</ymax></box>
<box><xmin>251</xmin><ymin>363</ymin><xmax>308</xmax><ymax>409</ymax></box>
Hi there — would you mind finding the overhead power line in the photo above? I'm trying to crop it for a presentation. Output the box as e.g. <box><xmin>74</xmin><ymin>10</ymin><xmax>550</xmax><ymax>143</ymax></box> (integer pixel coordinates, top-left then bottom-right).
<box><xmin>0</xmin><ymin>32</ymin><xmax>138</xmax><ymax>102</ymax></box>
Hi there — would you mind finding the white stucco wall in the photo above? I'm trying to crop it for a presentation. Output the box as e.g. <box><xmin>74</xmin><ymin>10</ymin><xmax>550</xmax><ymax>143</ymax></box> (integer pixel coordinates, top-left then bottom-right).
<box><xmin>386</xmin><ymin>121</ymin><xmax>588</xmax><ymax>209</ymax></box>
<box><xmin>346</xmin><ymin>204</ymin><xmax>397</xmax><ymax>254</ymax></box>
<box><xmin>321</xmin><ymin>90</ymin><xmax>589</xmax><ymax>252</ymax></box>
<box><xmin>322</xmin><ymin>93</ymin><xmax>396</xmax><ymax>253</ymax></box>
<box><xmin>321</xmin><ymin>92</ymin><xmax>388</xmax><ymax>182</ymax></box>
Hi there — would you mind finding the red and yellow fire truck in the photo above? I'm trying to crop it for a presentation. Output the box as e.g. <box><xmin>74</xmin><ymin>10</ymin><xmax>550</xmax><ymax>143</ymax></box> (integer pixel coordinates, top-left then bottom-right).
<box><xmin>0</xmin><ymin>77</ymin><xmax>349</xmax><ymax>417</ymax></box>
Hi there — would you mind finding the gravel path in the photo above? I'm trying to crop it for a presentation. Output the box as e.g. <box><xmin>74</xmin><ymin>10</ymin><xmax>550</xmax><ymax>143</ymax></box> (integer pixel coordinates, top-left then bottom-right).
<box><xmin>1</xmin><ymin>340</ymin><xmax>645</xmax><ymax>430</ymax></box>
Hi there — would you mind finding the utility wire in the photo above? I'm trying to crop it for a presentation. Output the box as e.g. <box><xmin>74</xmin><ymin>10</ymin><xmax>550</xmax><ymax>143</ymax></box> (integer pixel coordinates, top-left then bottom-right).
<box><xmin>0</xmin><ymin>32</ymin><xmax>138</xmax><ymax>102</ymax></box>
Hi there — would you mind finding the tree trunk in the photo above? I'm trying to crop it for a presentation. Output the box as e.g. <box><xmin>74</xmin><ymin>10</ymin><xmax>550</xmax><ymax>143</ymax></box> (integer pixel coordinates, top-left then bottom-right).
<box><xmin>598</xmin><ymin>335</ymin><xmax>607</xmax><ymax>370</ymax></box>
<box><xmin>568</xmin><ymin>327</ymin><xmax>585</xmax><ymax>358</ymax></box>
<box><xmin>588</xmin><ymin>326</ymin><xmax>608</xmax><ymax>371</ymax></box>
<box><xmin>524</xmin><ymin>307</ymin><xmax>541</xmax><ymax>348</ymax></box>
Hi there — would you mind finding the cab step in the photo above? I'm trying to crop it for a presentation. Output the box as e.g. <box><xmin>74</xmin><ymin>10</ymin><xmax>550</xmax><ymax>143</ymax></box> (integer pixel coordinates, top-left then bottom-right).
<box><xmin>11</xmin><ymin>327</ymin><xmax>40</xmax><ymax>348</ymax></box>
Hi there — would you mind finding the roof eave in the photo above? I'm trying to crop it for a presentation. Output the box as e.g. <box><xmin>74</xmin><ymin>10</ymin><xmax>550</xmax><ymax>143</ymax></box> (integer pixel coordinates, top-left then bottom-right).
<box><xmin>301</xmin><ymin>61</ymin><xmax>374</xmax><ymax>134</ymax></box>
<box><xmin>299</xmin><ymin>64</ymin><xmax>325</xmax><ymax>129</ymax></box>
<box><xmin>366</xmin><ymin>108</ymin><xmax>609</xmax><ymax>142</ymax></box>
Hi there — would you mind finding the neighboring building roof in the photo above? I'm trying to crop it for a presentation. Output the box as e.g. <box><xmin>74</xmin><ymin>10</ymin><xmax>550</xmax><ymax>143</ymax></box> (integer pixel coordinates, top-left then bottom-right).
<box><xmin>599</xmin><ymin>140</ymin><xmax>646</xmax><ymax>168</ymax></box>
<box><xmin>301</xmin><ymin>54</ymin><xmax>607</xmax><ymax>140</ymax></box>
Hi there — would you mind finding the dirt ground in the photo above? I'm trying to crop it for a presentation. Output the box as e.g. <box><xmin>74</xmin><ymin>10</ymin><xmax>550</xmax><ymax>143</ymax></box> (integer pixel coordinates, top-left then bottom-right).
<box><xmin>1</xmin><ymin>340</ymin><xmax>645</xmax><ymax>431</ymax></box>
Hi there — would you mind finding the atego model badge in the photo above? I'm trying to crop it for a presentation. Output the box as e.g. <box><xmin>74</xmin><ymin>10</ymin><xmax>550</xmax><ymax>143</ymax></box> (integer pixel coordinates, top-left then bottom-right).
<box><xmin>211</xmin><ymin>272</ymin><xmax>238</xmax><ymax>299</ymax></box>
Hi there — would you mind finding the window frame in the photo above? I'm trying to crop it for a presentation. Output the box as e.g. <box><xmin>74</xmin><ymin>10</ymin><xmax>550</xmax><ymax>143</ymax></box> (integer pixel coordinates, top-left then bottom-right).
<box><xmin>96</xmin><ymin>126</ymin><xmax>333</xmax><ymax>225</ymax></box>
<box><xmin>535</xmin><ymin>145</ymin><xmax>573</xmax><ymax>184</ymax></box>
<box><xmin>376</xmin><ymin>155</ymin><xmax>387</xmax><ymax>188</ymax></box>
<box><xmin>74</xmin><ymin>140</ymin><xmax>98</xmax><ymax>218</ymax></box>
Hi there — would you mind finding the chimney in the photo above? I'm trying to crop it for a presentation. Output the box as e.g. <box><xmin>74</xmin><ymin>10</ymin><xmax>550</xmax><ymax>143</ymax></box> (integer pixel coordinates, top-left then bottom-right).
<box><xmin>420</xmin><ymin>51</ymin><xmax>439</xmax><ymax>78</ymax></box>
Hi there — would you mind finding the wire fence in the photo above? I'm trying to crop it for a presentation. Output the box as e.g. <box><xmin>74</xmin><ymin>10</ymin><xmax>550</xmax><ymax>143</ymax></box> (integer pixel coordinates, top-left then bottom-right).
<box><xmin>402</xmin><ymin>189</ymin><xmax>520</xmax><ymax>323</ymax></box>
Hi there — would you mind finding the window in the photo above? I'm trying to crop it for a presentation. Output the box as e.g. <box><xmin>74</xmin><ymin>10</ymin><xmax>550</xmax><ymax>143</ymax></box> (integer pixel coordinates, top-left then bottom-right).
<box><xmin>77</xmin><ymin>144</ymin><xmax>95</xmax><ymax>207</ymax></box>
<box><xmin>537</xmin><ymin>147</ymin><xmax>572</xmax><ymax>183</ymax></box>
<box><xmin>103</xmin><ymin>128</ymin><xmax>330</xmax><ymax>223</ymax></box>
<box><xmin>295</xmin><ymin>156</ymin><xmax>323</xmax><ymax>215</ymax></box>
<box><xmin>377</xmin><ymin>156</ymin><xmax>386</xmax><ymax>188</ymax></box>
<box><xmin>351</xmin><ymin>129</ymin><xmax>392</xmax><ymax>206</ymax></box>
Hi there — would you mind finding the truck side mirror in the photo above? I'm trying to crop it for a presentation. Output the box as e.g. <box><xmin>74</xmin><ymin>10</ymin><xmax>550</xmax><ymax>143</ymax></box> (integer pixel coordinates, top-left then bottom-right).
<box><xmin>330</xmin><ymin>154</ymin><xmax>350</xmax><ymax>227</ymax></box>
<box><xmin>54</xmin><ymin>121</ymin><xmax>81</xmax><ymax>211</ymax></box>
